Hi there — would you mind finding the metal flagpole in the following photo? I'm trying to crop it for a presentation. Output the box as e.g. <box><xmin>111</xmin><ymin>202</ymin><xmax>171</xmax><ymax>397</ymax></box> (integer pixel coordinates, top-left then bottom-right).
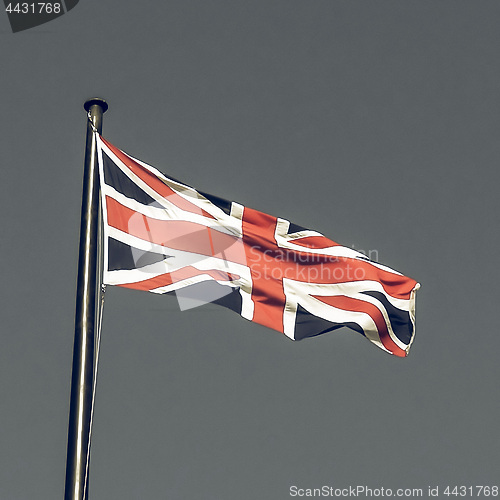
<box><xmin>65</xmin><ymin>98</ymin><xmax>108</xmax><ymax>500</ymax></box>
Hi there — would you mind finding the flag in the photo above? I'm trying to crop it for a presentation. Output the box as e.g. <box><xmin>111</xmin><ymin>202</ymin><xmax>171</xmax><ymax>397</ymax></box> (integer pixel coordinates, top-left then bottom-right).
<box><xmin>97</xmin><ymin>134</ymin><xmax>420</xmax><ymax>357</ymax></box>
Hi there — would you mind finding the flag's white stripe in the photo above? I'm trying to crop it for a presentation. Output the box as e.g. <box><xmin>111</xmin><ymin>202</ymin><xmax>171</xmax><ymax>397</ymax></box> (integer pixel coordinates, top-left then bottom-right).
<box><xmin>406</xmin><ymin>283</ymin><xmax>420</xmax><ymax>351</ymax></box>
<box><xmin>97</xmin><ymin>134</ymin><xmax>111</xmax><ymax>284</ymax></box>
<box><xmin>282</xmin><ymin>298</ymin><xmax>298</xmax><ymax>340</ymax></box>
<box><xmin>105</xmin><ymin>263</ymin><xmax>244</xmax><ymax>286</ymax></box>
<box><xmin>130</xmin><ymin>155</ymin><xmax>196</xmax><ymax>192</ymax></box>
<box><xmin>285</xmin><ymin>230</ymin><xmax>325</xmax><ymax>239</ymax></box>
<box><xmin>150</xmin><ymin>274</ymin><xmax>239</xmax><ymax>294</ymax></box>
<box><xmin>230</xmin><ymin>202</ymin><xmax>244</xmax><ymax>233</ymax></box>
<box><xmin>347</xmin><ymin>291</ymin><xmax>407</xmax><ymax>351</ymax></box>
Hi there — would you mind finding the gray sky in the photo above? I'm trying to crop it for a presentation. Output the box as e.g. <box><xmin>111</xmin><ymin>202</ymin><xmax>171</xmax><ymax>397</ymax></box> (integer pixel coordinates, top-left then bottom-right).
<box><xmin>1</xmin><ymin>1</ymin><xmax>499</xmax><ymax>498</ymax></box>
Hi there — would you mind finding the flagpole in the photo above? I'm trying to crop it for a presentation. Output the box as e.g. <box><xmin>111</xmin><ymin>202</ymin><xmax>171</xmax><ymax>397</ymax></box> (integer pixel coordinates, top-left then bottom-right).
<box><xmin>65</xmin><ymin>98</ymin><xmax>108</xmax><ymax>500</ymax></box>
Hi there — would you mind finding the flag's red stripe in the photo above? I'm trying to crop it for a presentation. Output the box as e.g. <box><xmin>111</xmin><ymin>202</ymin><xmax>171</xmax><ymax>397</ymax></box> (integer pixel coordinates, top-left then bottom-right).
<box><xmin>106</xmin><ymin>196</ymin><xmax>246</xmax><ymax>264</ymax></box>
<box><xmin>242</xmin><ymin>207</ymin><xmax>287</xmax><ymax>333</ymax></box>
<box><xmin>101</xmin><ymin>136</ymin><xmax>214</xmax><ymax>219</ymax></box>
<box><xmin>119</xmin><ymin>266</ymin><xmax>240</xmax><ymax>292</ymax></box>
<box><xmin>313</xmin><ymin>295</ymin><xmax>407</xmax><ymax>357</ymax></box>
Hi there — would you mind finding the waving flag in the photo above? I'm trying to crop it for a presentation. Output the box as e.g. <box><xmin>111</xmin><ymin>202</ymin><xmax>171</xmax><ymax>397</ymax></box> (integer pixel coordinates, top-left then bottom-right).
<box><xmin>97</xmin><ymin>134</ymin><xmax>420</xmax><ymax>357</ymax></box>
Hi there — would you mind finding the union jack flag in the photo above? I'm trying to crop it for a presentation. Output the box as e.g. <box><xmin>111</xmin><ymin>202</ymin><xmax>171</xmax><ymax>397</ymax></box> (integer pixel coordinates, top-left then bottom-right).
<box><xmin>97</xmin><ymin>134</ymin><xmax>420</xmax><ymax>357</ymax></box>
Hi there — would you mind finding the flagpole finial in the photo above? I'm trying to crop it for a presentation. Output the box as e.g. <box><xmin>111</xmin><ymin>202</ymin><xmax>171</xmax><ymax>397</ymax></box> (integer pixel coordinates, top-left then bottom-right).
<box><xmin>84</xmin><ymin>97</ymin><xmax>108</xmax><ymax>113</ymax></box>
